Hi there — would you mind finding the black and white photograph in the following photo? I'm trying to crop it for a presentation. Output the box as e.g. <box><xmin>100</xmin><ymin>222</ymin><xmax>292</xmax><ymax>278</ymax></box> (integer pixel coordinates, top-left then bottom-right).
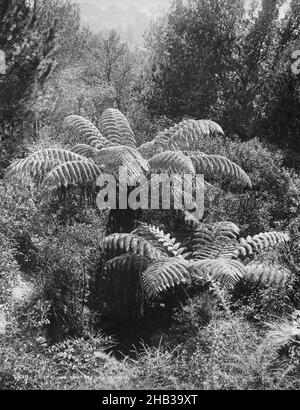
<box><xmin>0</xmin><ymin>0</ymin><xmax>300</xmax><ymax>393</ymax></box>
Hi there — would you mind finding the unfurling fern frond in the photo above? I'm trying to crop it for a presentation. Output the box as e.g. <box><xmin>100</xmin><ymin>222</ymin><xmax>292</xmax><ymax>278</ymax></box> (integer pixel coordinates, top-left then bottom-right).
<box><xmin>238</xmin><ymin>231</ymin><xmax>290</xmax><ymax>259</ymax></box>
<box><xmin>42</xmin><ymin>160</ymin><xmax>103</xmax><ymax>189</ymax></box>
<box><xmin>100</xmin><ymin>254</ymin><xmax>149</xmax><ymax>319</ymax></box>
<box><xmin>103</xmin><ymin>233</ymin><xmax>166</xmax><ymax>261</ymax></box>
<box><xmin>63</xmin><ymin>115</ymin><xmax>110</xmax><ymax>149</ymax></box>
<box><xmin>99</xmin><ymin>108</ymin><xmax>137</xmax><ymax>148</ymax></box>
<box><xmin>190</xmin><ymin>259</ymin><xmax>246</xmax><ymax>287</ymax></box>
<box><xmin>97</xmin><ymin>146</ymin><xmax>150</xmax><ymax>184</ymax></box>
<box><xmin>138</xmin><ymin>119</ymin><xmax>224</xmax><ymax>159</ymax></box>
<box><xmin>244</xmin><ymin>263</ymin><xmax>292</xmax><ymax>287</ymax></box>
<box><xmin>5</xmin><ymin>148</ymin><xmax>90</xmax><ymax>183</ymax></box>
<box><xmin>187</xmin><ymin>152</ymin><xmax>252</xmax><ymax>188</ymax></box>
<box><xmin>149</xmin><ymin>151</ymin><xmax>196</xmax><ymax>175</ymax></box>
<box><xmin>142</xmin><ymin>258</ymin><xmax>192</xmax><ymax>299</ymax></box>
<box><xmin>132</xmin><ymin>223</ymin><xmax>187</xmax><ymax>258</ymax></box>
<box><xmin>190</xmin><ymin>221</ymin><xmax>240</xmax><ymax>259</ymax></box>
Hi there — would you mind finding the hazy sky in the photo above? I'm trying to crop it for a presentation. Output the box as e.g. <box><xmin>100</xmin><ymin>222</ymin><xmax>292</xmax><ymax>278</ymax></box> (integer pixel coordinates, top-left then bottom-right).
<box><xmin>74</xmin><ymin>0</ymin><xmax>173</xmax><ymax>14</ymax></box>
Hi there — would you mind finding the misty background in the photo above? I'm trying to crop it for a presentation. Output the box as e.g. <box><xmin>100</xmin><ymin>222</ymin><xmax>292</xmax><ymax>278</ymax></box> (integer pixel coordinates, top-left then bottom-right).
<box><xmin>72</xmin><ymin>0</ymin><xmax>173</xmax><ymax>45</ymax></box>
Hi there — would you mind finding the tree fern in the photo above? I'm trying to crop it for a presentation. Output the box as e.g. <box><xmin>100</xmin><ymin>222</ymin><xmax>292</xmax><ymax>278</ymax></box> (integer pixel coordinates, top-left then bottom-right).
<box><xmin>42</xmin><ymin>160</ymin><xmax>103</xmax><ymax>189</ymax></box>
<box><xmin>132</xmin><ymin>223</ymin><xmax>187</xmax><ymax>257</ymax></box>
<box><xmin>139</xmin><ymin>119</ymin><xmax>224</xmax><ymax>158</ymax></box>
<box><xmin>244</xmin><ymin>263</ymin><xmax>292</xmax><ymax>287</ymax></box>
<box><xmin>63</xmin><ymin>115</ymin><xmax>111</xmax><ymax>149</ymax></box>
<box><xmin>238</xmin><ymin>232</ymin><xmax>290</xmax><ymax>259</ymax></box>
<box><xmin>102</xmin><ymin>233</ymin><xmax>166</xmax><ymax>261</ymax></box>
<box><xmin>190</xmin><ymin>221</ymin><xmax>240</xmax><ymax>259</ymax></box>
<box><xmin>97</xmin><ymin>145</ymin><xmax>150</xmax><ymax>184</ymax></box>
<box><xmin>142</xmin><ymin>258</ymin><xmax>192</xmax><ymax>299</ymax></box>
<box><xmin>71</xmin><ymin>144</ymin><xmax>100</xmax><ymax>158</ymax></box>
<box><xmin>5</xmin><ymin>148</ymin><xmax>91</xmax><ymax>184</ymax></box>
<box><xmin>149</xmin><ymin>151</ymin><xmax>196</xmax><ymax>175</ymax></box>
<box><xmin>100</xmin><ymin>254</ymin><xmax>148</xmax><ymax>319</ymax></box>
<box><xmin>190</xmin><ymin>259</ymin><xmax>246</xmax><ymax>287</ymax></box>
<box><xmin>99</xmin><ymin>108</ymin><xmax>137</xmax><ymax>148</ymax></box>
<box><xmin>187</xmin><ymin>152</ymin><xmax>252</xmax><ymax>188</ymax></box>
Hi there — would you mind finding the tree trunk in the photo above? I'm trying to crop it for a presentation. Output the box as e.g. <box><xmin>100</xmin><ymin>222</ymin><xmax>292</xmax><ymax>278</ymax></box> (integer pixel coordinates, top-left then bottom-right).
<box><xmin>107</xmin><ymin>208</ymin><xmax>142</xmax><ymax>235</ymax></box>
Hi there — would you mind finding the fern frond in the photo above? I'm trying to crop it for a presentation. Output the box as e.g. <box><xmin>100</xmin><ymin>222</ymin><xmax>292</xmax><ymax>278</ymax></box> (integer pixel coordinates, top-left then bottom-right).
<box><xmin>42</xmin><ymin>160</ymin><xmax>102</xmax><ymax>189</ymax></box>
<box><xmin>100</xmin><ymin>254</ymin><xmax>149</xmax><ymax>319</ymax></box>
<box><xmin>142</xmin><ymin>258</ymin><xmax>192</xmax><ymax>299</ymax></box>
<box><xmin>190</xmin><ymin>221</ymin><xmax>240</xmax><ymax>259</ymax></box>
<box><xmin>99</xmin><ymin>108</ymin><xmax>137</xmax><ymax>148</ymax></box>
<box><xmin>244</xmin><ymin>263</ymin><xmax>291</xmax><ymax>287</ymax></box>
<box><xmin>132</xmin><ymin>223</ymin><xmax>187</xmax><ymax>258</ymax></box>
<box><xmin>190</xmin><ymin>259</ymin><xmax>245</xmax><ymax>287</ymax></box>
<box><xmin>238</xmin><ymin>232</ymin><xmax>290</xmax><ymax>259</ymax></box>
<box><xmin>138</xmin><ymin>140</ymin><xmax>157</xmax><ymax>159</ymax></box>
<box><xmin>63</xmin><ymin>115</ymin><xmax>111</xmax><ymax>149</ymax></box>
<box><xmin>5</xmin><ymin>148</ymin><xmax>90</xmax><ymax>183</ymax></box>
<box><xmin>187</xmin><ymin>152</ymin><xmax>252</xmax><ymax>188</ymax></box>
<box><xmin>193</xmin><ymin>238</ymin><xmax>239</xmax><ymax>260</ymax></box>
<box><xmin>97</xmin><ymin>145</ymin><xmax>150</xmax><ymax>184</ymax></box>
<box><xmin>103</xmin><ymin>233</ymin><xmax>166</xmax><ymax>261</ymax></box>
<box><xmin>71</xmin><ymin>144</ymin><xmax>100</xmax><ymax>158</ymax></box>
<box><xmin>139</xmin><ymin>119</ymin><xmax>224</xmax><ymax>159</ymax></box>
<box><xmin>149</xmin><ymin>151</ymin><xmax>196</xmax><ymax>175</ymax></box>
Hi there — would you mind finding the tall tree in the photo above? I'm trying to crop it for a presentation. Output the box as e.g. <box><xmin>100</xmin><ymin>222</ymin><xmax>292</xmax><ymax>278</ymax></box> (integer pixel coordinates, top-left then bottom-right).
<box><xmin>144</xmin><ymin>0</ymin><xmax>300</xmax><ymax>162</ymax></box>
<box><xmin>0</xmin><ymin>0</ymin><xmax>57</xmax><ymax>174</ymax></box>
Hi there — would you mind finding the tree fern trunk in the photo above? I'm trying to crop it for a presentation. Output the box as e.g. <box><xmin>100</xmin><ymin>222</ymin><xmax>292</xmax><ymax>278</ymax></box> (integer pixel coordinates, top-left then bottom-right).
<box><xmin>107</xmin><ymin>209</ymin><xmax>141</xmax><ymax>234</ymax></box>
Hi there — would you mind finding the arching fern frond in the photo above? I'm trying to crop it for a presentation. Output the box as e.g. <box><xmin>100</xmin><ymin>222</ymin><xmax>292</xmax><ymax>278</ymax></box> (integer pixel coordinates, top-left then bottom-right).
<box><xmin>103</xmin><ymin>233</ymin><xmax>166</xmax><ymax>261</ymax></box>
<box><xmin>71</xmin><ymin>144</ymin><xmax>100</xmax><ymax>158</ymax></box>
<box><xmin>139</xmin><ymin>119</ymin><xmax>225</xmax><ymax>159</ymax></box>
<box><xmin>244</xmin><ymin>263</ymin><xmax>292</xmax><ymax>287</ymax></box>
<box><xmin>190</xmin><ymin>259</ymin><xmax>245</xmax><ymax>287</ymax></box>
<box><xmin>149</xmin><ymin>151</ymin><xmax>196</xmax><ymax>175</ymax></box>
<box><xmin>238</xmin><ymin>232</ymin><xmax>290</xmax><ymax>259</ymax></box>
<box><xmin>97</xmin><ymin>145</ymin><xmax>150</xmax><ymax>184</ymax></box>
<box><xmin>142</xmin><ymin>258</ymin><xmax>192</xmax><ymax>299</ymax></box>
<box><xmin>63</xmin><ymin>115</ymin><xmax>110</xmax><ymax>149</ymax></box>
<box><xmin>42</xmin><ymin>160</ymin><xmax>103</xmax><ymax>189</ymax></box>
<box><xmin>5</xmin><ymin>148</ymin><xmax>90</xmax><ymax>184</ymax></box>
<box><xmin>187</xmin><ymin>153</ymin><xmax>252</xmax><ymax>188</ymax></box>
<box><xmin>138</xmin><ymin>140</ymin><xmax>157</xmax><ymax>159</ymax></box>
<box><xmin>132</xmin><ymin>223</ymin><xmax>187</xmax><ymax>258</ymax></box>
<box><xmin>99</xmin><ymin>108</ymin><xmax>137</xmax><ymax>148</ymax></box>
